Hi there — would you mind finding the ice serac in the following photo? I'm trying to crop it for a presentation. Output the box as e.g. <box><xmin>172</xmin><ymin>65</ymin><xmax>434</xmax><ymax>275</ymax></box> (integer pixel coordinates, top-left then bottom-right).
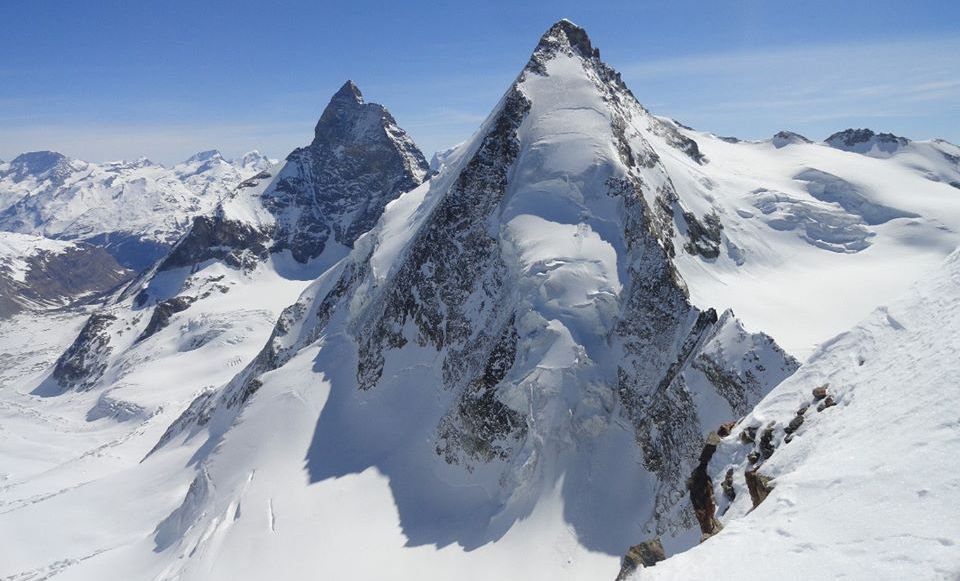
<box><xmin>49</xmin><ymin>81</ymin><xmax>429</xmax><ymax>394</ymax></box>
<box><xmin>154</xmin><ymin>19</ymin><xmax>797</xmax><ymax>560</ymax></box>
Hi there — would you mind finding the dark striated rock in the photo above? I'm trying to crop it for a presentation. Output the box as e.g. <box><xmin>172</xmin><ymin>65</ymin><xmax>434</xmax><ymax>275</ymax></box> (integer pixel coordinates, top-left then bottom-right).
<box><xmin>740</xmin><ymin>425</ymin><xmax>758</xmax><ymax>444</ymax></box>
<box><xmin>264</xmin><ymin>81</ymin><xmax>429</xmax><ymax>263</ymax></box>
<box><xmin>682</xmin><ymin>210</ymin><xmax>723</xmax><ymax>259</ymax></box>
<box><xmin>437</xmin><ymin>319</ymin><xmax>527</xmax><ymax>464</ymax></box>
<box><xmin>718</xmin><ymin>421</ymin><xmax>736</xmax><ymax>438</ymax></box>
<box><xmin>136</xmin><ymin>295</ymin><xmax>196</xmax><ymax>342</ymax></box>
<box><xmin>813</xmin><ymin>385</ymin><xmax>829</xmax><ymax>400</ymax></box>
<box><xmin>826</xmin><ymin>128</ymin><xmax>909</xmax><ymax>150</ymax></box>
<box><xmin>617</xmin><ymin>537</ymin><xmax>666</xmax><ymax>580</ymax></box>
<box><xmin>52</xmin><ymin>312</ymin><xmax>118</xmax><ymax>391</ymax></box>
<box><xmin>157</xmin><ymin>214</ymin><xmax>270</xmax><ymax>273</ymax></box>
<box><xmin>352</xmin><ymin>87</ymin><xmax>530</xmax><ymax>395</ymax></box>
<box><xmin>157</xmin><ymin>80</ymin><xmax>429</xmax><ymax>274</ymax></box>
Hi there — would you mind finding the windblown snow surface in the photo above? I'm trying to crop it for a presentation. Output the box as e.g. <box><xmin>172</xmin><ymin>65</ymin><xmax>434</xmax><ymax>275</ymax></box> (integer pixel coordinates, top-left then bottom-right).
<box><xmin>633</xmin><ymin>248</ymin><xmax>960</xmax><ymax>581</ymax></box>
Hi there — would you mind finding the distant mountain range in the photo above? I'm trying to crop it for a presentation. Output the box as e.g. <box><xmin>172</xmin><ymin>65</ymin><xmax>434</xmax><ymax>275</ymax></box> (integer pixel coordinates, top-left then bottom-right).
<box><xmin>0</xmin><ymin>149</ymin><xmax>274</xmax><ymax>270</ymax></box>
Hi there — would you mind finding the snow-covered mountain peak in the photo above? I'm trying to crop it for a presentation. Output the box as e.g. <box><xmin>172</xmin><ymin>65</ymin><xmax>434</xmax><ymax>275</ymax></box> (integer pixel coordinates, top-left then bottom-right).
<box><xmin>0</xmin><ymin>148</ymin><xmax>270</xmax><ymax>269</ymax></box>
<box><xmin>104</xmin><ymin>156</ymin><xmax>156</xmax><ymax>170</ymax></box>
<box><xmin>2</xmin><ymin>150</ymin><xmax>81</xmax><ymax>182</ymax></box>
<box><xmin>825</xmin><ymin>127</ymin><xmax>910</xmax><ymax>155</ymax></box>
<box><xmin>331</xmin><ymin>79</ymin><xmax>364</xmax><ymax>104</ymax></box>
<box><xmin>234</xmin><ymin>150</ymin><xmax>273</xmax><ymax>173</ymax></box>
<box><xmin>4</xmin><ymin>20</ymin><xmax>960</xmax><ymax>581</ymax></box>
<box><xmin>182</xmin><ymin>149</ymin><xmax>225</xmax><ymax>164</ymax></box>
<box><xmin>132</xmin><ymin>22</ymin><xmax>797</xmax><ymax>564</ymax></box>
<box><xmin>310</xmin><ymin>80</ymin><xmax>408</xmax><ymax>151</ymax></box>
<box><xmin>771</xmin><ymin>130</ymin><xmax>812</xmax><ymax>148</ymax></box>
<box><xmin>532</xmin><ymin>19</ymin><xmax>598</xmax><ymax>60</ymax></box>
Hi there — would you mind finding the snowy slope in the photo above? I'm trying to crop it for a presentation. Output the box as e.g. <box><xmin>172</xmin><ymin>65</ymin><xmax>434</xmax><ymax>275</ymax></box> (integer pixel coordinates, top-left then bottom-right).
<box><xmin>631</xmin><ymin>247</ymin><xmax>960</xmax><ymax>581</ymax></box>
<box><xmin>0</xmin><ymin>150</ymin><xmax>274</xmax><ymax>269</ymax></box>
<box><xmin>647</xmin><ymin>122</ymin><xmax>960</xmax><ymax>357</ymax></box>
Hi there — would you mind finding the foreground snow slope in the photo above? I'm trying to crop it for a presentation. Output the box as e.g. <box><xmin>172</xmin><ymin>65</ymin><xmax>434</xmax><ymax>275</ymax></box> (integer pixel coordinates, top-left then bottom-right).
<box><xmin>635</xmin><ymin>249</ymin><xmax>960</xmax><ymax>580</ymax></box>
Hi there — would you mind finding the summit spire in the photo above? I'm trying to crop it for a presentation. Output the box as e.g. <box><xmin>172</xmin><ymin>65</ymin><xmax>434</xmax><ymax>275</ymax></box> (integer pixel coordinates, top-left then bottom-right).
<box><xmin>533</xmin><ymin>19</ymin><xmax>598</xmax><ymax>60</ymax></box>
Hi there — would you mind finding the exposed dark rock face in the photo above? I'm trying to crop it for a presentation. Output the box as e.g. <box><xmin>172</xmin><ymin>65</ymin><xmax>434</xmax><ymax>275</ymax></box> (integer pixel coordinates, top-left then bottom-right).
<box><xmin>437</xmin><ymin>319</ymin><xmax>527</xmax><ymax>465</ymax></box>
<box><xmin>784</xmin><ymin>413</ymin><xmax>805</xmax><ymax>435</ymax></box>
<box><xmin>525</xmin><ymin>19</ymin><xmax>601</xmax><ymax>76</ymax></box>
<box><xmin>745</xmin><ymin>467</ymin><xmax>774</xmax><ymax>508</ymax></box>
<box><xmin>616</xmin><ymin>538</ymin><xmax>666</xmax><ymax>580</ymax></box>
<box><xmin>772</xmin><ymin>131</ymin><xmax>812</xmax><ymax>148</ymax></box>
<box><xmin>263</xmin><ymin>81</ymin><xmax>430</xmax><ymax>263</ymax></box>
<box><xmin>826</xmin><ymin>128</ymin><xmax>910</xmax><ymax>150</ymax></box>
<box><xmin>151</xmin><ymin>81</ymin><xmax>429</xmax><ymax>277</ymax></box>
<box><xmin>157</xmin><ymin>214</ymin><xmax>271</xmax><ymax>273</ymax></box>
<box><xmin>682</xmin><ymin>210</ymin><xmax>722</xmax><ymax>259</ymax></box>
<box><xmin>351</xmin><ymin>87</ymin><xmax>530</xmax><ymax>396</ymax></box>
<box><xmin>688</xmin><ymin>431</ymin><xmax>724</xmax><ymax>540</ymax></box>
<box><xmin>52</xmin><ymin>312</ymin><xmax>118</xmax><ymax>391</ymax></box>
<box><xmin>758</xmin><ymin>422</ymin><xmax>777</xmax><ymax>460</ymax></box>
<box><xmin>136</xmin><ymin>296</ymin><xmax>196</xmax><ymax>342</ymax></box>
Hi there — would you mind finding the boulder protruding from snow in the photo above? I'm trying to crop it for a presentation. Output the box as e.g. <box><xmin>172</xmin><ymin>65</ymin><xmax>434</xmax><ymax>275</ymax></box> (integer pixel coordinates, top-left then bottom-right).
<box><xmin>617</xmin><ymin>537</ymin><xmax>666</xmax><ymax>580</ymax></box>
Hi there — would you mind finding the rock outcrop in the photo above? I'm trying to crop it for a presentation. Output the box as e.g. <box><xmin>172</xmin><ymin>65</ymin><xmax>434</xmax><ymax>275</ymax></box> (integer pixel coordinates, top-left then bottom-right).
<box><xmin>616</xmin><ymin>538</ymin><xmax>666</xmax><ymax>580</ymax></box>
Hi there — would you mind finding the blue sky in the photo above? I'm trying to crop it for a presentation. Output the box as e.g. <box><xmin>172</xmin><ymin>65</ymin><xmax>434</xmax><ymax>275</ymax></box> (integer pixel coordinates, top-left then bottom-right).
<box><xmin>1</xmin><ymin>0</ymin><xmax>958</xmax><ymax>164</ymax></box>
